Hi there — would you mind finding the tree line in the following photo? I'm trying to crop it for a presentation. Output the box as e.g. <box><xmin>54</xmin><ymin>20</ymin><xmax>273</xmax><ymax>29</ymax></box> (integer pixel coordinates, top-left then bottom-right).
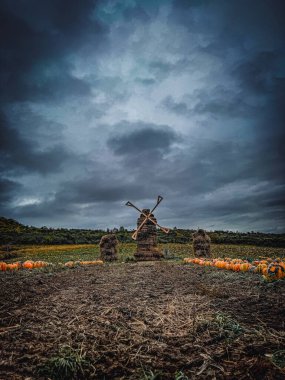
<box><xmin>1</xmin><ymin>217</ymin><xmax>285</xmax><ymax>247</ymax></box>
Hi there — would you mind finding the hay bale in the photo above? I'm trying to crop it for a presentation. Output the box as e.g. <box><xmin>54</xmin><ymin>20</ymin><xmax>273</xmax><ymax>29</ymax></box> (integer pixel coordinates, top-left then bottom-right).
<box><xmin>99</xmin><ymin>234</ymin><xmax>118</xmax><ymax>261</ymax></box>
<box><xmin>192</xmin><ymin>229</ymin><xmax>211</xmax><ymax>257</ymax></box>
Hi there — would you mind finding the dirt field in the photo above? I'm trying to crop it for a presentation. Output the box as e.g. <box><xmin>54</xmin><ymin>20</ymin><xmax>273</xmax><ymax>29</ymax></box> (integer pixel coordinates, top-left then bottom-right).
<box><xmin>0</xmin><ymin>262</ymin><xmax>284</xmax><ymax>379</ymax></box>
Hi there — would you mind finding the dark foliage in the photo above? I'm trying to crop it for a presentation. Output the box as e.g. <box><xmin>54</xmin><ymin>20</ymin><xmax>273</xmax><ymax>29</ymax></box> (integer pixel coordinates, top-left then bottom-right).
<box><xmin>0</xmin><ymin>217</ymin><xmax>285</xmax><ymax>247</ymax></box>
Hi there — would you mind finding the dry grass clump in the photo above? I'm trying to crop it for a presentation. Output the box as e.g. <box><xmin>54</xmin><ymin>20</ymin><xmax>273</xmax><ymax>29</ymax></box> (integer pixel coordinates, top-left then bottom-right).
<box><xmin>37</xmin><ymin>345</ymin><xmax>95</xmax><ymax>380</ymax></box>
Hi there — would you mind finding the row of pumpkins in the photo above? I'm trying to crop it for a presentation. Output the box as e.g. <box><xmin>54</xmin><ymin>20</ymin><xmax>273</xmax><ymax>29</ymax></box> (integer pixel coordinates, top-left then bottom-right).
<box><xmin>0</xmin><ymin>259</ymin><xmax>103</xmax><ymax>271</ymax></box>
<box><xmin>64</xmin><ymin>260</ymin><xmax>103</xmax><ymax>267</ymax></box>
<box><xmin>0</xmin><ymin>260</ymin><xmax>50</xmax><ymax>270</ymax></box>
<box><xmin>184</xmin><ymin>257</ymin><xmax>285</xmax><ymax>281</ymax></box>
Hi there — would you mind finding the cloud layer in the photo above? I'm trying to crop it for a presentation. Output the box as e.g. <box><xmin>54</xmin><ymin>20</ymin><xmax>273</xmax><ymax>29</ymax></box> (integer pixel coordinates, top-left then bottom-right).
<box><xmin>0</xmin><ymin>0</ymin><xmax>284</xmax><ymax>232</ymax></box>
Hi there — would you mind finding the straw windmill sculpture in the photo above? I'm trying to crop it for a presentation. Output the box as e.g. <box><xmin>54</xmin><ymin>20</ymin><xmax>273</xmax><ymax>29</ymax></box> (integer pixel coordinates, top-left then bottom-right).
<box><xmin>126</xmin><ymin>195</ymin><xmax>170</xmax><ymax>260</ymax></box>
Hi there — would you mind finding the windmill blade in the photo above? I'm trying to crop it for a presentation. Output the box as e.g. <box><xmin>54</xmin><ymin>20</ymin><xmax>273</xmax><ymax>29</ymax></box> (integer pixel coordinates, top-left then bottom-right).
<box><xmin>150</xmin><ymin>195</ymin><xmax>163</xmax><ymax>214</ymax></box>
<box><xmin>133</xmin><ymin>209</ymin><xmax>156</xmax><ymax>239</ymax></box>
<box><xmin>157</xmin><ymin>195</ymin><xmax>163</xmax><ymax>203</ymax></box>
<box><xmin>132</xmin><ymin>230</ymin><xmax>140</xmax><ymax>240</ymax></box>
<box><xmin>126</xmin><ymin>201</ymin><xmax>143</xmax><ymax>214</ymax></box>
<box><xmin>138</xmin><ymin>209</ymin><xmax>169</xmax><ymax>234</ymax></box>
<box><xmin>132</xmin><ymin>218</ymin><xmax>170</xmax><ymax>240</ymax></box>
<box><xmin>126</xmin><ymin>195</ymin><xmax>163</xmax><ymax>215</ymax></box>
<box><xmin>132</xmin><ymin>213</ymin><xmax>149</xmax><ymax>240</ymax></box>
<box><xmin>132</xmin><ymin>213</ymin><xmax>170</xmax><ymax>240</ymax></box>
<box><xmin>148</xmin><ymin>218</ymin><xmax>170</xmax><ymax>234</ymax></box>
<box><xmin>128</xmin><ymin>195</ymin><xmax>167</xmax><ymax>240</ymax></box>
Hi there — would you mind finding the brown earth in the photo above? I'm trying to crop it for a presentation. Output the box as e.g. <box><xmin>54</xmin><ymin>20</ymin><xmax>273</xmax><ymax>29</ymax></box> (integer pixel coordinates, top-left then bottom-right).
<box><xmin>0</xmin><ymin>262</ymin><xmax>284</xmax><ymax>379</ymax></box>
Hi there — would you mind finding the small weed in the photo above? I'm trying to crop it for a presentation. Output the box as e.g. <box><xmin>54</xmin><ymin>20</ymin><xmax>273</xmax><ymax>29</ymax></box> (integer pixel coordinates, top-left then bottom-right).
<box><xmin>271</xmin><ymin>350</ymin><xmax>285</xmax><ymax>369</ymax></box>
<box><xmin>175</xmin><ymin>370</ymin><xmax>189</xmax><ymax>379</ymax></box>
<box><xmin>37</xmin><ymin>345</ymin><xmax>94</xmax><ymax>380</ymax></box>
<box><xmin>141</xmin><ymin>368</ymin><xmax>162</xmax><ymax>379</ymax></box>
<box><xmin>197</xmin><ymin>312</ymin><xmax>243</xmax><ymax>341</ymax></box>
<box><xmin>213</xmin><ymin>312</ymin><xmax>243</xmax><ymax>339</ymax></box>
<box><xmin>125</xmin><ymin>256</ymin><xmax>136</xmax><ymax>262</ymax></box>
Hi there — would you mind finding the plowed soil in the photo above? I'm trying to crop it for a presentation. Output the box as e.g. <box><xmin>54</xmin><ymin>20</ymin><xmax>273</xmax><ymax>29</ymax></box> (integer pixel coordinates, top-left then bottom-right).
<box><xmin>0</xmin><ymin>262</ymin><xmax>284</xmax><ymax>379</ymax></box>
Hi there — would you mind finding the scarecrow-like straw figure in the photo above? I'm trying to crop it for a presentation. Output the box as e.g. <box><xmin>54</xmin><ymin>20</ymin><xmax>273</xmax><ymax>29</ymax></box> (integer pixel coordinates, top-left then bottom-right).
<box><xmin>192</xmin><ymin>229</ymin><xmax>211</xmax><ymax>257</ymax></box>
<box><xmin>99</xmin><ymin>234</ymin><xmax>118</xmax><ymax>261</ymax></box>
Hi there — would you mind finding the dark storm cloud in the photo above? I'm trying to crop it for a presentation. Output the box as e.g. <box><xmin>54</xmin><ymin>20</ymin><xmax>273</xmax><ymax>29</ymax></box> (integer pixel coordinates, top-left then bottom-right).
<box><xmin>0</xmin><ymin>0</ymin><xmax>105</xmax><ymax>175</ymax></box>
<box><xmin>8</xmin><ymin>174</ymin><xmax>152</xmax><ymax>224</ymax></box>
<box><xmin>163</xmin><ymin>89</ymin><xmax>259</xmax><ymax>119</ymax></box>
<box><xmin>122</xmin><ymin>4</ymin><xmax>151</xmax><ymax>23</ymax></box>
<box><xmin>172</xmin><ymin>0</ymin><xmax>285</xmax><ymax>49</ymax></box>
<box><xmin>0</xmin><ymin>178</ymin><xmax>22</xmax><ymax>204</ymax></box>
<box><xmin>167</xmin><ymin>0</ymin><xmax>285</xmax><ymax>221</ymax></box>
<box><xmin>233</xmin><ymin>51</ymin><xmax>285</xmax><ymax>137</ymax></box>
<box><xmin>162</xmin><ymin>96</ymin><xmax>190</xmax><ymax>116</ymax></box>
<box><xmin>148</xmin><ymin>59</ymin><xmax>191</xmax><ymax>82</ymax></box>
<box><xmin>10</xmin><ymin>199</ymin><xmax>73</xmax><ymax>219</ymax></box>
<box><xmin>0</xmin><ymin>0</ymin><xmax>285</xmax><ymax>231</ymax></box>
<box><xmin>170</xmin><ymin>0</ymin><xmax>285</xmax><ymax>122</ymax></box>
<box><xmin>18</xmin><ymin>71</ymin><xmax>92</xmax><ymax>103</ymax></box>
<box><xmin>234</xmin><ymin>51</ymin><xmax>279</xmax><ymax>93</ymax></box>
<box><xmin>107</xmin><ymin>124</ymin><xmax>179</xmax><ymax>155</ymax></box>
<box><xmin>55</xmin><ymin>173</ymin><xmax>150</xmax><ymax>204</ymax></box>
<box><xmin>103</xmin><ymin>130</ymin><xmax>285</xmax><ymax>230</ymax></box>
<box><xmin>0</xmin><ymin>112</ymin><xmax>72</xmax><ymax>174</ymax></box>
<box><xmin>0</xmin><ymin>0</ymin><xmax>106</xmax><ymax>103</ymax></box>
<box><xmin>135</xmin><ymin>78</ymin><xmax>156</xmax><ymax>86</ymax></box>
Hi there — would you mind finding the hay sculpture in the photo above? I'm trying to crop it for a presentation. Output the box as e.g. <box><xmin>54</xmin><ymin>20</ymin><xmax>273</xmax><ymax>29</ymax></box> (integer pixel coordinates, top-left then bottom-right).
<box><xmin>192</xmin><ymin>229</ymin><xmax>211</xmax><ymax>257</ymax></box>
<box><xmin>99</xmin><ymin>234</ymin><xmax>118</xmax><ymax>261</ymax></box>
<box><xmin>135</xmin><ymin>209</ymin><xmax>163</xmax><ymax>260</ymax></box>
<box><xmin>125</xmin><ymin>196</ymin><xmax>170</xmax><ymax>261</ymax></box>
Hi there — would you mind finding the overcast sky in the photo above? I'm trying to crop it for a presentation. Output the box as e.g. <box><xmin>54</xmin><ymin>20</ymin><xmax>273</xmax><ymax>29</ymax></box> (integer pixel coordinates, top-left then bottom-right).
<box><xmin>0</xmin><ymin>0</ymin><xmax>284</xmax><ymax>232</ymax></box>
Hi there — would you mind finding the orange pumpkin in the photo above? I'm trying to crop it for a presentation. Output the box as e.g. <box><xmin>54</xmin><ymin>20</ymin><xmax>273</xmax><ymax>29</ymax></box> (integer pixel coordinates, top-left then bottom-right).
<box><xmin>0</xmin><ymin>262</ymin><xmax>7</xmax><ymax>271</ymax></box>
<box><xmin>240</xmin><ymin>263</ymin><xmax>250</xmax><ymax>271</ymax></box>
<box><xmin>262</xmin><ymin>266</ymin><xmax>268</xmax><ymax>275</ymax></box>
<box><xmin>23</xmin><ymin>260</ymin><xmax>34</xmax><ymax>269</ymax></box>
<box><xmin>256</xmin><ymin>263</ymin><xmax>267</xmax><ymax>273</ymax></box>
<box><xmin>6</xmin><ymin>263</ymin><xmax>18</xmax><ymax>270</ymax></box>
<box><xmin>260</xmin><ymin>260</ymin><xmax>268</xmax><ymax>265</ymax></box>
<box><xmin>80</xmin><ymin>260</ymin><xmax>104</xmax><ymax>266</ymax></box>
<box><xmin>233</xmin><ymin>264</ymin><xmax>241</xmax><ymax>272</ymax></box>
<box><xmin>64</xmin><ymin>261</ymin><xmax>75</xmax><ymax>267</ymax></box>
<box><xmin>267</xmin><ymin>264</ymin><xmax>285</xmax><ymax>280</ymax></box>
<box><xmin>229</xmin><ymin>262</ymin><xmax>235</xmax><ymax>271</ymax></box>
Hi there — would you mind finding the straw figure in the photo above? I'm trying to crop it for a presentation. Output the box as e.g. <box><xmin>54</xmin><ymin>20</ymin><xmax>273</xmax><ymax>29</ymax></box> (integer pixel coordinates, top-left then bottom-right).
<box><xmin>192</xmin><ymin>229</ymin><xmax>211</xmax><ymax>257</ymax></box>
<box><xmin>99</xmin><ymin>234</ymin><xmax>118</xmax><ymax>261</ymax></box>
<box><xmin>135</xmin><ymin>209</ymin><xmax>164</xmax><ymax>260</ymax></box>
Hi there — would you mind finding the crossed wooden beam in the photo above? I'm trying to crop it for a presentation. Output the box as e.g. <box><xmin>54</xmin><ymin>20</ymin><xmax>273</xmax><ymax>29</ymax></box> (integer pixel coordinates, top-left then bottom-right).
<box><xmin>126</xmin><ymin>195</ymin><xmax>170</xmax><ymax>240</ymax></box>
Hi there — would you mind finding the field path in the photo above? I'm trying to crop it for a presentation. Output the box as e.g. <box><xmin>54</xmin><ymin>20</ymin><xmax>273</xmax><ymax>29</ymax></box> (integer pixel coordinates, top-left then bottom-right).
<box><xmin>0</xmin><ymin>262</ymin><xmax>284</xmax><ymax>379</ymax></box>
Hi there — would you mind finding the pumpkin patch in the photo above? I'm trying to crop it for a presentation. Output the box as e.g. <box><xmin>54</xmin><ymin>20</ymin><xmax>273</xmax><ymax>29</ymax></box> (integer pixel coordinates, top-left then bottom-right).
<box><xmin>184</xmin><ymin>257</ymin><xmax>285</xmax><ymax>281</ymax></box>
<box><xmin>0</xmin><ymin>260</ymin><xmax>50</xmax><ymax>271</ymax></box>
<box><xmin>0</xmin><ymin>259</ymin><xmax>104</xmax><ymax>271</ymax></box>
